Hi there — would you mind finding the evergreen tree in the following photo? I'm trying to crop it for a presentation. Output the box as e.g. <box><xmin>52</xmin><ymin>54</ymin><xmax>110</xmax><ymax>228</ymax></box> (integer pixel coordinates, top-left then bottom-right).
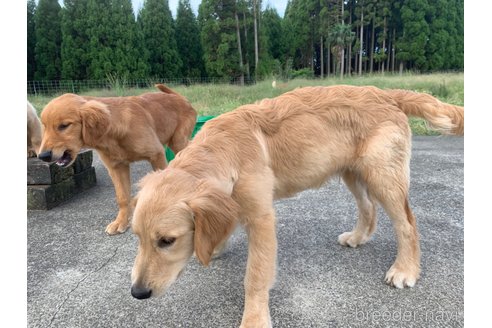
<box><xmin>86</xmin><ymin>0</ymin><xmax>113</xmax><ymax>79</ymax></box>
<box><xmin>138</xmin><ymin>0</ymin><xmax>182</xmax><ymax>78</ymax></box>
<box><xmin>426</xmin><ymin>0</ymin><xmax>450</xmax><ymax>71</ymax></box>
<box><xmin>283</xmin><ymin>0</ymin><xmax>318</xmax><ymax>70</ymax></box>
<box><xmin>198</xmin><ymin>0</ymin><xmax>241</xmax><ymax>79</ymax></box>
<box><xmin>34</xmin><ymin>0</ymin><xmax>62</xmax><ymax>80</ymax></box>
<box><xmin>60</xmin><ymin>0</ymin><xmax>90</xmax><ymax>80</ymax></box>
<box><xmin>452</xmin><ymin>0</ymin><xmax>464</xmax><ymax>69</ymax></box>
<box><xmin>395</xmin><ymin>0</ymin><xmax>430</xmax><ymax>71</ymax></box>
<box><xmin>27</xmin><ymin>0</ymin><xmax>36</xmax><ymax>80</ymax></box>
<box><xmin>262</xmin><ymin>6</ymin><xmax>282</xmax><ymax>61</ymax></box>
<box><xmin>111</xmin><ymin>0</ymin><xmax>149</xmax><ymax>79</ymax></box>
<box><xmin>176</xmin><ymin>0</ymin><xmax>205</xmax><ymax>78</ymax></box>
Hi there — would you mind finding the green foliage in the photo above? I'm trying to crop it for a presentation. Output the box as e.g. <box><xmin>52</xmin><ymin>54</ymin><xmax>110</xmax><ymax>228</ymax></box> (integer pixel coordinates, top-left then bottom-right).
<box><xmin>60</xmin><ymin>0</ymin><xmax>89</xmax><ymax>80</ymax></box>
<box><xmin>176</xmin><ymin>0</ymin><xmax>206</xmax><ymax>78</ymax></box>
<box><xmin>28</xmin><ymin>0</ymin><xmax>464</xmax><ymax>81</ymax></box>
<box><xmin>396</xmin><ymin>0</ymin><xmax>430</xmax><ymax>70</ymax></box>
<box><xmin>34</xmin><ymin>0</ymin><xmax>62</xmax><ymax>80</ymax></box>
<box><xmin>262</xmin><ymin>6</ymin><xmax>283</xmax><ymax>61</ymax></box>
<box><xmin>199</xmin><ymin>0</ymin><xmax>241</xmax><ymax>78</ymax></box>
<box><xmin>138</xmin><ymin>0</ymin><xmax>182</xmax><ymax>78</ymax></box>
<box><xmin>27</xmin><ymin>0</ymin><xmax>36</xmax><ymax>80</ymax></box>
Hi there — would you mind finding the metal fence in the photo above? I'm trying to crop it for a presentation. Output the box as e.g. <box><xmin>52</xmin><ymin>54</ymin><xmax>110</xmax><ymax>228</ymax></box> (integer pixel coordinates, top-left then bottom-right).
<box><xmin>27</xmin><ymin>76</ymin><xmax>257</xmax><ymax>96</ymax></box>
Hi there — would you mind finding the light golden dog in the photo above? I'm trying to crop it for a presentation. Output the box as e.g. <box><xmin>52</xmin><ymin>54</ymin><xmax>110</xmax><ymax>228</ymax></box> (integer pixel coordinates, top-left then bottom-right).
<box><xmin>130</xmin><ymin>85</ymin><xmax>464</xmax><ymax>327</ymax></box>
<box><xmin>27</xmin><ymin>101</ymin><xmax>43</xmax><ymax>157</ymax></box>
<box><xmin>38</xmin><ymin>84</ymin><xmax>197</xmax><ymax>234</ymax></box>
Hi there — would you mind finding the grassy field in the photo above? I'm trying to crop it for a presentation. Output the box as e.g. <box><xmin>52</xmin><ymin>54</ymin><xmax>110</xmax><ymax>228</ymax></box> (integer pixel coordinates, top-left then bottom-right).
<box><xmin>28</xmin><ymin>72</ymin><xmax>464</xmax><ymax>135</ymax></box>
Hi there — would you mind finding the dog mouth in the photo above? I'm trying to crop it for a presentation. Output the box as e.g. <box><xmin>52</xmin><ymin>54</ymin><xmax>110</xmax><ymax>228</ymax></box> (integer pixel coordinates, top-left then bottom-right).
<box><xmin>55</xmin><ymin>150</ymin><xmax>73</xmax><ymax>167</ymax></box>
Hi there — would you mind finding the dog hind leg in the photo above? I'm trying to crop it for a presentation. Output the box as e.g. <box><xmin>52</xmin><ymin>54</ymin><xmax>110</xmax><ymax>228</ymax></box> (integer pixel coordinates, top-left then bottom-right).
<box><xmin>338</xmin><ymin>170</ymin><xmax>378</xmax><ymax>248</ymax></box>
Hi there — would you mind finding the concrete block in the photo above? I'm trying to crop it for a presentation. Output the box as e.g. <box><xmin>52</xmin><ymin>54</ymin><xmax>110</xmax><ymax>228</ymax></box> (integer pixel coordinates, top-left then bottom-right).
<box><xmin>27</xmin><ymin>158</ymin><xmax>74</xmax><ymax>185</ymax></box>
<box><xmin>27</xmin><ymin>179</ymin><xmax>75</xmax><ymax>210</ymax></box>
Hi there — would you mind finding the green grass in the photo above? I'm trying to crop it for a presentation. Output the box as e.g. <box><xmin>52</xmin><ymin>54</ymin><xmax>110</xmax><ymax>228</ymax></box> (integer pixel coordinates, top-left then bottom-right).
<box><xmin>28</xmin><ymin>72</ymin><xmax>464</xmax><ymax>135</ymax></box>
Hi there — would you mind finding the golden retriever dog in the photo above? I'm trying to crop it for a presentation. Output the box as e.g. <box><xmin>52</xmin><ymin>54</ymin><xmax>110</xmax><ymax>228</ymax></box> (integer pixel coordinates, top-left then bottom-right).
<box><xmin>27</xmin><ymin>101</ymin><xmax>43</xmax><ymax>157</ymax></box>
<box><xmin>37</xmin><ymin>84</ymin><xmax>197</xmax><ymax>235</ymax></box>
<box><xmin>130</xmin><ymin>85</ymin><xmax>464</xmax><ymax>327</ymax></box>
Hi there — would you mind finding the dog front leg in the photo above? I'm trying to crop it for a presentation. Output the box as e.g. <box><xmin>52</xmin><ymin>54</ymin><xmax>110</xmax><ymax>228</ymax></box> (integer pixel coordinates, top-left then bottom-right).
<box><xmin>103</xmin><ymin>161</ymin><xmax>131</xmax><ymax>235</ymax></box>
<box><xmin>240</xmin><ymin>212</ymin><xmax>277</xmax><ymax>328</ymax></box>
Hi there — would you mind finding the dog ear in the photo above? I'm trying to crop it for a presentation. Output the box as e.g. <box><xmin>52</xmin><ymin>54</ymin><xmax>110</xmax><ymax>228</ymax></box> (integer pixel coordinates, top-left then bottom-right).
<box><xmin>188</xmin><ymin>187</ymin><xmax>239</xmax><ymax>266</ymax></box>
<box><xmin>80</xmin><ymin>100</ymin><xmax>110</xmax><ymax>146</ymax></box>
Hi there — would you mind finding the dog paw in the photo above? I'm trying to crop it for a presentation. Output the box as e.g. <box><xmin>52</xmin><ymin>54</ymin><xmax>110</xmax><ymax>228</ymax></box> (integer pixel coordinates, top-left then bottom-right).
<box><xmin>385</xmin><ymin>264</ymin><xmax>420</xmax><ymax>288</ymax></box>
<box><xmin>105</xmin><ymin>221</ymin><xmax>129</xmax><ymax>235</ymax></box>
<box><xmin>239</xmin><ymin>318</ymin><xmax>272</xmax><ymax>328</ymax></box>
<box><xmin>338</xmin><ymin>231</ymin><xmax>369</xmax><ymax>248</ymax></box>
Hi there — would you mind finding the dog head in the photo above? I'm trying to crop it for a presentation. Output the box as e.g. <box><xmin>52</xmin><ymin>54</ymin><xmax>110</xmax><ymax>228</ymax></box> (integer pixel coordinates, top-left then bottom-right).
<box><xmin>130</xmin><ymin>169</ymin><xmax>239</xmax><ymax>299</ymax></box>
<box><xmin>38</xmin><ymin>93</ymin><xmax>110</xmax><ymax>167</ymax></box>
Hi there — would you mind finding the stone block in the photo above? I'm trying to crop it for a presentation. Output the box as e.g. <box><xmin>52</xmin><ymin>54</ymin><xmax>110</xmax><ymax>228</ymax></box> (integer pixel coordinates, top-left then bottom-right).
<box><xmin>27</xmin><ymin>150</ymin><xmax>97</xmax><ymax>210</ymax></box>
<box><xmin>27</xmin><ymin>158</ymin><xmax>74</xmax><ymax>185</ymax></box>
<box><xmin>74</xmin><ymin>167</ymin><xmax>97</xmax><ymax>192</ymax></box>
<box><xmin>73</xmin><ymin>149</ymin><xmax>93</xmax><ymax>174</ymax></box>
<box><xmin>27</xmin><ymin>179</ymin><xmax>75</xmax><ymax>210</ymax></box>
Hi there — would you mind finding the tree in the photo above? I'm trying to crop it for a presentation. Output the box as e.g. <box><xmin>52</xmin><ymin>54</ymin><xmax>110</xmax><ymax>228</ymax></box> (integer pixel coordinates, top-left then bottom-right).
<box><xmin>27</xmin><ymin>0</ymin><xmax>36</xmax><ymax>80</ymax></box>
<box><xmin>176</xmin><ymin>0</ymin><xmax>206</xmax><ymax>78</ymax></box>
<box><xmin>34</xmin><ymin>0</ymin><xmax>62</xmax><ymax>80</ymax></box>
<box><xmin>262</xmin><ymin>6</ymin><xmax>283</xmax><ymax>61</ymax></box>
<box><xmin>111</xmin><ymin>0</ymin><xmax>149</xmax><ymax>79</ymax></box>
<box><xmin>138</xmin><ymin>0</ymin><xmax>182</xmax><ymax>78</ymax></box>
<box><xmin>395</xmin><ymin>0</ymin><xmax>430</xmax><ymax>72</ymax></box>
<box><xmin>328</xmin><ymin>23</ymin><xmax>355</xmax><ymax>78</ymax></box>
<box><xmin>199</xmin><ymin>0</ymin><xmax>242</xmax><ymax>79</ymax></box>
<box><xmin>60</xmin><ymin>0</ymin><xmax>90</xmax><ymax>80</ymax></box>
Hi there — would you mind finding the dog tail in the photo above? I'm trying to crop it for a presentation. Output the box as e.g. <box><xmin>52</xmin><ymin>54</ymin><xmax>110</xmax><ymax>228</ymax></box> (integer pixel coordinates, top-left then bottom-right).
<box><xmin>155</xmin><ymin>84</ymin><xmax>184</xmax><ymax>98</ymax></box>
<box><xmin>386</xmin><ymin>89</ymin><xmax>464</xmax><ymax>135</ymax></box>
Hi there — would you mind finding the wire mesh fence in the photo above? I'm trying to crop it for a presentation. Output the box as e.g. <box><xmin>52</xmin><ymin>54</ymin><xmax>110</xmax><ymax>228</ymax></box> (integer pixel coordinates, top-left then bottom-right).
<box><xmin>27</xmin><ymin>76</ymin><xmax>257</xmax><ymax>96</ymax></box>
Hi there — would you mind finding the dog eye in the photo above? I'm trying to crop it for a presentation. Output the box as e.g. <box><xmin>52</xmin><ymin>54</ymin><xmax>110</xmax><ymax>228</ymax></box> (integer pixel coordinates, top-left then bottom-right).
<box><xmin>157</xmin><ymin>237</ymin><xmax>176</xmax><ymax>248</ymax></box>
<box><xmin>58</xmin><ymin>123</ymin><xmax>71</xmax><ymax>131</ymax></box>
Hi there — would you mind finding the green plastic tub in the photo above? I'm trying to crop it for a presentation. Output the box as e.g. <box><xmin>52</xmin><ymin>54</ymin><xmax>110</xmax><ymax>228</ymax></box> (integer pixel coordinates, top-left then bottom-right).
<box><xmin>165</xmin><ymin>115</ymin><xmax>215</xmax><ymax>162</ymax></box>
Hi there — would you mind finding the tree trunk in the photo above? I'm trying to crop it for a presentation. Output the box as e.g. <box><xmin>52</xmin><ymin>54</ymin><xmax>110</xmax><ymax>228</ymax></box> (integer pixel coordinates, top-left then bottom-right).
<box><xmin>341</xmin><ymin>0</ymin><xmax>345</xmax><ymax>79</ymax></box>
<box><xmin>235</xmin><ymin>11</ymin><xmax>244</xmax><ymax>86</ymax></box>
<box><xmin>347</xmin><ymin>1</ymin><xmax>353</xmax><ymax>76</ymax></box>
<box><xmin>327</xmin><ymin>42</ymin><xmax>331</xmax><ymax>77</ymax></box>
<box><xmin>382</xmin><ymin>16</ymin><xmax>386</xmax><ymax>74</ymax></box>
<box><xmin>370</xmin><ymin>13</ymin><xmax>375</xmax><ymax>73</ymax></box>
<box><xmin>243</xmin><ymin>12</ymin><xmax>250</xmax><ymax>80</ymax></box>
<box><xmin>358</xmin><ymin>3</ymin><xmax>364</xmax><ymax>76</ymax></box>
<box><xmin>253</xmin><ymin>0</ymin><xmax>259</xmax><ymax>79</ymax></box>
<box><xmin>320</xmin><ymin>36</ymin><xmax>324</xmax><ymax>78</ymax></box>
<box><xmin>391</xmin><ymin>27</ymin><xmax>396</xmax><ymax>72</ymax></box>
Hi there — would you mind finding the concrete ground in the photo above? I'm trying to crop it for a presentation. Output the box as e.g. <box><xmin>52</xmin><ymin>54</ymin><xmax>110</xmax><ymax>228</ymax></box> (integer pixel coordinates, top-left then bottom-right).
<box><xmin>27</xmin><ymin>136</ymin><xmax>463</xmax><ymax>328</ymax></box>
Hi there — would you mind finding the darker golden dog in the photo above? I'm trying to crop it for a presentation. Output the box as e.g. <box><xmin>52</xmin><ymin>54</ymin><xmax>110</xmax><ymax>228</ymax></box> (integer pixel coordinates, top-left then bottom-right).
<box><xmin>130</xmin><ymin>85</ymin><xmax>463</xmax><ymax>327</ymax></box>
<box><xmin>38</xmin><ymin>84</ymin><xmax>197</xmax><ymax>235</ymax></box>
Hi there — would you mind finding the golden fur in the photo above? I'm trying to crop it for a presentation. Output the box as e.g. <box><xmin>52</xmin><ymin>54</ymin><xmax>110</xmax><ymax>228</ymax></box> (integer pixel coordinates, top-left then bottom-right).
<box><xmin>130</xmin><ymin>85</ymin><xmax>464</xmax><ymax>327</ymax></box>
<box><xmin>27</xmin><ymin>101</ymin><xmax>43</xmax><ymax>157</ymax></box>
<box><xmin>38</xmin><ymin>84</ymin><xmax>197</xmax><ymax>234</ymax></box>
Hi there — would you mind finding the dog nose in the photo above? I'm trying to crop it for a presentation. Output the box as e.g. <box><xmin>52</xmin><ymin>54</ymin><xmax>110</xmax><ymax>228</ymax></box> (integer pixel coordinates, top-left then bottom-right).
<box><xmin>131</xmin><ymin>285</ymin><xmax>152</xmax><ymax>299</ymax></box>
<box><xmin>38</xmin><ymin>150</ymin><xmax>52</xmax><ymax>162</ymax></box>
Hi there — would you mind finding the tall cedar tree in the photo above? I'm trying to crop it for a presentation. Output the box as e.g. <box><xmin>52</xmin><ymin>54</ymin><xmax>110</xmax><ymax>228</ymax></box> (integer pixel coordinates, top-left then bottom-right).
<box><xmin>86</xmin><ymin>0</ymin><xmax>113</xmax><ymax>79</ymax></box>
<box><xmin>283</xmin><ymin>0</ymin><xmax>318</xmax><ymax>70</ymax></box>
<box><xmin>27</xmin><ymin>0</ymin><xmax>36</xmax><ymax>80</ymax></box>
<box><xmin>395</xmin><ymin>0</ymin><xmax>430</xmax><ymax>71</ymax></box>
<box><xmin>34</xmin><ymin>0</ymin><xmax>62</xmax><ymax>80</ymax></box>
<box><xmin>261</xmin><ymin>6</ymin><xmax>283</xmax><ymax>60</ymax></box>
<box><xmin>61</xmin><ymin>0</ymin><xmax>90</xmax><ymax>80</ymax></box>
<box><xmin>176</xmin><ymin>0</ymin><xmax>206</xmax><ymax>78</ymax></box>
<box><xmin>111</xmin><ymin>0</ymin><xmax>149</xmax><ymax>79</ymax></box>
<box><xmin>199</xmin><ymin>0</ymin><xmax>241</xmax><ymax>79</ymax></box>
<box><xmin>138</xmin><ymin>0</ymin><xmax>182</xmax><ymax>78</ymax></box>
